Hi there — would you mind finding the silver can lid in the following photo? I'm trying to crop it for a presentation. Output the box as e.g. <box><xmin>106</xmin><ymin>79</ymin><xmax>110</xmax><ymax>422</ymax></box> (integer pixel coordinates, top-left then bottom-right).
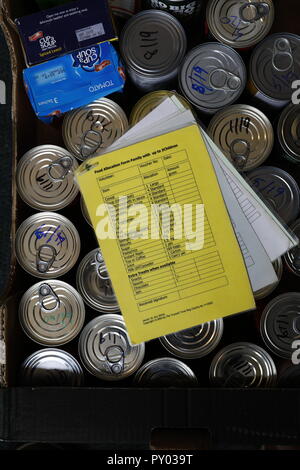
<box><xmin>80</xmin><ymin>197</ymin><xmax>92</xmax><ymax>227</ymax></box>
<box><xmin>62</xmin><ymin>98</ymin><xmax>129</xmax><ymax>161</ymax></box>
<box><xmin>179</xmin><ymin>42</ymin><xmax>246</xmax><ymax>113</ymax></box>
<box><xmin>120</xmin><ymin>10</ymin><xmax>187</xmax><ymax>77</ymax></box>
<box><xmin>20</xmin><ymin>349</ymin><xmax>84</xmax><ymax>386</ymax></box>
<box><xmin>16</xmin><ymin>145</ymin><xmax>79</xmax><ymax>211</ymax></box>
<box><xmin>19</xmin><ymin>280</ymin><xmax>85</xmax><ymax>346</ymax></box>
<box><xmin>76</xmin><ymin>248</ymin><xmax>120</xmax><ymax>313</ymax></box>
<box><xmin>160</xmin><ymin>318</ymin><xmax>224</xmax><ymax>359</ymax></box>
<box><xmin>207</xmin><ymin>0</ymin><xmax>274</xmax><ymax>49</ymax></box>
<box><xmin>15</xmin><ymin>212</ymin><xmax>81</xmax><ymax>279</ymax></box>
<box><xmin>278</xmin><ymin>104</ymin><xmax>300</xmax><ymax>163</ymax></box>
<box><xmin>254</xmin><ymin>257</ymin><xmax>283</xmax><ymax>300</ymax></box>
<box><xmin>78</xmin><ymin>315</ymin><xmax>145</xmax><ymax>381</ymax></box>
<box><xmin>247</xmin><ymin>166</ymin><xmax>300</xmax><ymax>224</ymax></box>
<box><xmin>284</xmin><ymin>219</ymin><xmax>300</xmax><ymax>276</ymax></box>
<box><xmin>208</xmin><ymin>104</ymin><xmax>274</xmax><ymax>171</ymax></box>
<box><xmin>134</xmin><ymin>357</ymin><xmax>198</xmax><ymax>387</ymax></box>
<box><xmin>260</xmin><ymin>293</ymin><xmax>300</xmax><ymax>359</ymax></box>
<box><xmin>250</xmin><ymin>33</ymin><xmax>300</xmax><ymax>101</ymax></box>
<box><xmin>209</xmin><ymin>342</ymin><xmax>277</xmax><ymax>387</ymax></box>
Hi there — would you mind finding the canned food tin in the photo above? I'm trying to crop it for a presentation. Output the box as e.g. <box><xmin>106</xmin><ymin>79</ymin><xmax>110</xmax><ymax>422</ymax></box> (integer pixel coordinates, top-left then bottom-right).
<box><xmin>134</xmin><ymin>357</ymin><xmax>198</xmax><ymax>387</ymax></box>
<box><xmin>109</xmin><ymin>0</ymin><xmax>140</xmax><ymax>18</ymax></box>
<box><xmin>80</xmin><ymin>197</ymin><xmax>92</xmax><ymax>227</ymax></box>
<box><xmin>160</xmin><ymin>319</ymin><xmax>224</xmax><ymax>359</ymax></box>
<box><xmin>19</xmin><ymin>280</ymin><xmax>85</xmax><ymax>346</ymax></box>
<box><xmin>247</xmin><ymin>166</ymin><xmax>300</xmax><ymax>224</ymax></box>
<box><xmin>260</xmin><ymin>293</ymin><xmax>300</xmax><ymax>359</ymax></box>
<box><xmin>249</xmin><ymin>33</ymin><xmax>300</xmax><ymax>109</ymax></box>
<box><xmin>76</xmin><ymin>248</ymin><xmax>120</xmax><ymax>313</ymax></box>
<box><xmin>179</xmin><ymin>42</ymin><xmax>246</xmax><ymax>114</ymax></box>
<box><xmin>78</xmin><ymin>314</ymin><xmax>145</xmax><ymax>380</ymax></box>
<box><xmin>254</xmin><ymin>257</ymin><xmax>283</xmax><ymax>300</ymax></box>
<box><xmin>62</xmin><ymin>98</ymin><xmax>129</xmax><ymax>161</ymax></box>
<box><xmin>208</xmin><ymin>105</ymin><xmax>274</xmax><ymax>171</ymax></box>
<box><xmin>15</xmin><ymin>212</ymin><xmax>81</xmax><ymax>279</ymax></box>
<box><xmin>144</xmin><ymin>0</ymin><xmax>203</xmax><ymax>26</ymax></box>
<box><xmin>284</xmin><ymin>219</ymin><xmax>300</xmax><ymax>276</ymax></box>
<box><xmin>277</xmin><ymin>104</ymin><xmax>300</xmax><ymax>164</ymax></box>
<box><xmin>120</xmin><ymin>10</ymin><xmax>187</xmax><ymax>92</ymax></box>
<box><xmin>129</xmin><ymin>90</ymin><xmax>194</xmax><ymax>125</ymax></box>
<box><xmin>206</xmin><ymin>0</ymin><xmax>274</xmax><ymax>49</ymax></box>
<box><xmin>209</xmin><ymin>342</ymin><xmax>277</xmax><ymax>387</ymax></box>
<box><xmin>16</xmin><ymin>145</ymin><xmax>79</xmax><ymax>211</ymax></box>
<box><xmin>20</xmin><ymin>349</ymin><xmax>84</xmax><ymax>386</ymax></box>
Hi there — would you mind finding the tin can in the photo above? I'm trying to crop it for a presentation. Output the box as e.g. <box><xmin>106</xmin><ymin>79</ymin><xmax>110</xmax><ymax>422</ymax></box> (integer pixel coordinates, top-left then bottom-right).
<box><xmin>254</xmin><ymin>257</ymin><xmax>283</xmax><ymax>300</ymax></box>
<box><xmin>160</xmin><ymin>319</ymin><xmax>224</xmax><ymax>359</ymax></box>
<box><xmin>76</xmin><ymin>248</ymin><xmax>120</xmax><ymax>314</ymax></box>
<box><xmin>120</xmin><ymin>10</ymin><xmax>187</xmax><ymax>92</ymax></box>
<box><xmin>248</xmin><ymin>33</ymin><xmax>300</xmax><ymax>109</ymax></box>
<box><xmin>134</xmin><ymin>357</ymin><xmax>198</xmax><ymax>387</ymax></box>
<box><xmin>62</xmin><ymin>98</ymin><xmax>129</xmax><ymax>161</ymax></box>
<box><xmin>208</xmin><ymin>104</ymin><xmax>274</xmax><ymax>171</ymax></box>
<box><xmin>144</xmin><ymin>0</ymin><xmax>203</xmax><ymax>26</ymax></box>
<box><xmin>80</xmin><ymin>197</ymin><xmax>92</xmax><ymax>227</ymax></box>
<box><xmin>260</xmin><ymin>293</ymin><xmax>300</xmax><ymax>359</ymax></box>
<box><xmin>284</xmin><ymin>219</ymin><xmax>300</xmax><ymax>276</ymax></box>
<box><xmin>206</xmin><ymin>0</ymin><xmax>274</xmax><ymax>50</ymax></box>
<box><xmin>16</xmin><ymin>145</ymin><xmax>79</xmax><ymax>211</ymax></box>
<box><xmin>246</xmin><ymin>166</ymin><xmax>300</xmax><ymax>224</ymax></box>
<box><xmin>209</xmin><ymin>342</ymin><xmax>277</xmax><ymax>387</ymax></box>
<box><xmin>78</xmin><ymin>314</ymin><xmax>145</xmax><ymax>381</ymax></box>
<box><xmin>109</xmin><ymin>0</ymin><xmax>140</xmax><ymax>18</ymax></box>
<box><xmin>129</xmin><ymin>90</ymin><xmax>195</xmax><ymax>125</ymax></box>
<box><xmin>277</xmin><ymin>104</ymin><xmax>300</xmax><ymax>164</ymax></box>
<box><xmin>20</xmin><ymin>349</ymin><xmax>84</xmax><ymax>386</ymax></box>
<box><xmin>19</xmin><ymin>280</ymin><xmax>85</xmax><ymax>347</ymax></box>
<box><xmin>15</xmin><ymin>212</ymin><xmax>81</xmax><ymax>279</ymax></box>
<box><xmin>278</xmin><ymin>364</ymin><xmax>300</xmax><ymax>388</ymax></box>
<box><xmin>179</xmin><ymin>42</ymin><xmax>246</xmax><ymax>114</ymax></box>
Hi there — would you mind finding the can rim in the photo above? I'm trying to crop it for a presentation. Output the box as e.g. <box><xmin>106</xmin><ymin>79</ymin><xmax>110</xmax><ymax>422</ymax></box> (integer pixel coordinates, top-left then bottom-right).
<box><xmin>278</xmin><ymin>103</ymin><xmax>300</xmax><ymax>162</ymax></box>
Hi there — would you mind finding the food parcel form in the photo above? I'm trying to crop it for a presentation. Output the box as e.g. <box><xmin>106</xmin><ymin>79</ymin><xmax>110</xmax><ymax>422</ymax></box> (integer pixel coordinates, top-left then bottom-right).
<box><xmin>76</xmin><ymin>98</ymin><xmax>255</xmax><ymax>344</ymax></box>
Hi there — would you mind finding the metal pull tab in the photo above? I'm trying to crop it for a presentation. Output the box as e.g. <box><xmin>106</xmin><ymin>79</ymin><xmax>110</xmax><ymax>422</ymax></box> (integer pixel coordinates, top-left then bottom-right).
<box><xmin>208</xmin><ymin>68</ymin><xmax>241</xmax><ymax>91</ymax></box>
<box><xmin>36</xmin><ymin>244</ymin><xmax>57</xmax><ymax>274</ymax></box>
<box><xmin>80</xmin><ymin>130</ymin><xmax>102</xmax><ymax>160</ymax></box>
<box><xmin>230</xmin><ymin>139</ymin><xmax>251</xmax><ymax>170</ymax></box>
<box><xmin>272</xmin><ymin>38</ymin><xmax>294</xmax><ymax>72</ymax></box>
<box><xmin>38</xmin><ymin>283</ymin><xmax>60</xmax><ymax>312</ymax></box>
<box><xmin>105</xmin><ymin>345</ymin><xmax>125</xmax><ymax>375</ymax></box>
<box><xmin>47</xmin><ymin>156</ymin><xmax>73</xmax><ymax>182</ymax></box>
<box><xmin>95</xmin><ymin>252</ymin><xmax>110</xmax><ymax>282</ymax></box>
<box><xmin>239</xmin><ymin>2</ymin><xmax>270</xmax><ymax>23</ymax></box>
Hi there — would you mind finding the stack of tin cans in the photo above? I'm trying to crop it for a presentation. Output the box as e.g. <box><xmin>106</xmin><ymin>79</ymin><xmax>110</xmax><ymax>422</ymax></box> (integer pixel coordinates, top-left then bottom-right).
<box><xmin>15</xmin><ymin>0</ymin><xmax>300</xmax><ymax>389</ymax></box>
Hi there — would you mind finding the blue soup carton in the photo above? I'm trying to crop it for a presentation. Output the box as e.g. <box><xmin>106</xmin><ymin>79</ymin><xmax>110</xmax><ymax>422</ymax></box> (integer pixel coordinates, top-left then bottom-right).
<box><xmin>23</xmin><ymin>41</ymin><xmax>126</xmax><ymax>123</ymax></box>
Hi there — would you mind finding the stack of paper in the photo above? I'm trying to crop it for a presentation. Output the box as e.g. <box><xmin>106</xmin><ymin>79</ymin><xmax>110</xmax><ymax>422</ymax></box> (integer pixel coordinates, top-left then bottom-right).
<box><xmin>75</xmin><ymin>96</ymin><xmax>298</xmax><ymax>344</ymax></box>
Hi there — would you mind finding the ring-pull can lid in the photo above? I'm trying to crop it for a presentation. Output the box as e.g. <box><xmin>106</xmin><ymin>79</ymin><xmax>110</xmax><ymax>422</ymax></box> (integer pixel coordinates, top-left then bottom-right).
<box><xmin>260</xmin><ymin>293</ymin><xmax>300</xmax><ymax>359</ymax></box>
<box><xmin>20</xmin><ymin>349</ymin><xmax>84</xmax><ymax>386</ymax></box>
<box><xmin>206</xmin><ymin>0</ymin><xmax>274</xmax><ymax>49</ymax></box>
<box><xmin>120</xmin><ymin>10</ymin><xmax>187</xmax><ymax>77</ymax></box>
<box><xmin>80</xmin><ymin>197</ymin><xmax>92</xmax><ymax>227</ymax></box>
<box><xmin>15</xmin><ymin>212</ymin><xmax>81</xmax><ymax>279</ymax></box>
<box><xmin>254</xmin><ymin>257</ymin><xmax>283</xmax><ymax>300</ymax></box>
<box><xmin>16</xmin><ymin>145</ymin><xmax>79</xmax><ymax>211</ymax></box>
<box><xmin>179</xmin><ymin>42</ymin><xmax>246</xmax><ymax>114</ymax></box>
<box><xmin>19</xmin><ymin>280</ymin><xmax>85</xmax><ymax>347</ymax></box>
<box><xmin>133</xmin><ymin>357</ymin><xmax>198</xmax><ymax>387</ymax></box>
<box><xmin>76</xmin><ymin>248</ymin><xmax>120</xmax><ymax>313</ymax></box>
<box><xmin>250</xmin><ymin>33</ymin><xmax>300</xmax><ymax>102</ymax></box>
<box><xmin>284</xmin><ymin>219</ymin><xmax>300</xmax><ymax>276</ymax></box>
<box><xmin>160</xmin><ymin>319</ymin><xmax>224</xmax><ymax>359</ymax></box>
<box><xmin>78</xmin><ymin>315</ymin><xmax>145</xmax><ymax>381</ymax></box>
<box><xmin>278</xmin><ymin>104</ymin><xmax>300</xmax><ymax>163</ymax></box>
<box><xmin>209</xmin><ymin>342</ymin><xmax>277</xmax><ymax>387</ymax></box>
<box><xmin>208</xmin><ymin>105</ymin><xmax>274</xmax><ymax>171</ymax></box>
<box><xmin>246</xmin><ymin>166</ymin><xmax>300</xmax><ymax>224</ymax></box>
<box><xmin>62</xmin><ymin>98</ymin><xmax>129</xmax><ymax>161</ymax></box>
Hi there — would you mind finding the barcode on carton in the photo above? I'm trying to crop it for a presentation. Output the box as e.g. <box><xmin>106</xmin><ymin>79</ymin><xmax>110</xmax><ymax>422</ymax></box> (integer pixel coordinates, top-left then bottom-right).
<box><xmin>76</xmin><ymin>23</ymin><xmax>105</xmax><ymax>42</ymax></box>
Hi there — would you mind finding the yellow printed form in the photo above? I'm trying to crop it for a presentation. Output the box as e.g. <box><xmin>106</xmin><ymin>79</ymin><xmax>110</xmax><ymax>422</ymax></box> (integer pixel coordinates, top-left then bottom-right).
<box><xmin>76</xmin><ymin>124</ymin><xmax>255</xmax><ymax>344</ymax></box>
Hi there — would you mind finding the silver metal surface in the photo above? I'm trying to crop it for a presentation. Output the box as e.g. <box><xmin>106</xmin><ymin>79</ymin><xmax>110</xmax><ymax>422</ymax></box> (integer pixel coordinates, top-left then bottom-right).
<box><xmin>78</xmin><ymin>314</ymin><xmax>145</xmax><ymax>381</ymax></box>
<box><xmin>145</xmin><ymin>0</ymin><xmax>203</xmax><ymax>24</ymax></box>
<box><xmin>284</xmin><ymin>219</ymin><xmax>300</xmax><ymax>276</ymax></box>
<box><xmin>134</xmin><ymin>357</ymin><xmax>198</xmax><ymax>387</ymax></box>
<box><xmin>62</xmin><ymin>98</ymin><xmax>129</xmax><ymax>161</ymax></box>
<box><xmin>80</xmin><ymin>197</ymin><xmax>92</xmax><ymax>227</ymax></box>
<box><xmin>20</xmin><ymin>349</ymin><xmax>84</xmax><ymax>386</ymax></box>
<box><xmin>19</xmin><ymin>280</ymin><xmax>85</xmax><ymax>346</ymax></box>
<box><xmin>15</xmin><ymin>212</ymin><xmax>81</xmax><ymax>279</ymax></box>
<box><xmin>254</xmin><ymin>257</ymin><xmax>283</xmax><ymax>300</ymax></box>
<box><xmin>208</xmin><ymin>104</ymin><xmax>274</xmax><ymax>171</ymax></box>
<box><xmin>278</xmin><ymin>104</ymin><xmax>300</xmax><ymax>163</ymax></box>
<box><xmin>209</xmin><ymin>342</ymin><xmax>277</xmax><ymax>387</ymax></box>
